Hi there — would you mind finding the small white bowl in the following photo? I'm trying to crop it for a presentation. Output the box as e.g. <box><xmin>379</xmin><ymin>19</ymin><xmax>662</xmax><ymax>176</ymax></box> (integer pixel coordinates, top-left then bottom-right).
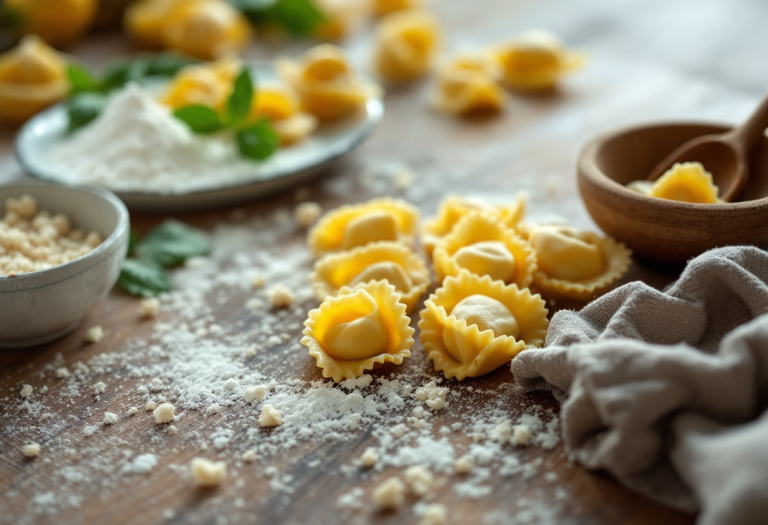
<box><xmin>0</xmin><ymin>180</ymin><xmax>129</xmax><ymax>348</ymax></box>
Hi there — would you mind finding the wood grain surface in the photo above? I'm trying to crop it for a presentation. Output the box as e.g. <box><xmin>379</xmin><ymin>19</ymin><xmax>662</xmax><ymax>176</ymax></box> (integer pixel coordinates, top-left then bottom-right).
<box><xmin>2</xmin><ymin>0</ymin><xmax>767</xmax><ymax>523</ymax></box>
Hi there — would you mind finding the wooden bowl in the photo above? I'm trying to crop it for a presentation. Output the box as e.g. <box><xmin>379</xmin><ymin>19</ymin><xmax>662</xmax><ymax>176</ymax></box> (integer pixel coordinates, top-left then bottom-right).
<box><xmin>578</xmin><ymin>122</ymin><xmax>768</xmax><ymax>264</ymax></box>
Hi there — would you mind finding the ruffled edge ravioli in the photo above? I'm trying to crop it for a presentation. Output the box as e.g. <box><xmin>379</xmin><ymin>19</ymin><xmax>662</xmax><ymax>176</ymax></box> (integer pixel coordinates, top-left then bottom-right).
<box><xmin>433</xmin><ymin>211</ymin><xmax>536</xmax><ymax>289</ymax></box>
<box><xmin>421</xmin><ymin>194</ymin><xmax>526</xmax><ymax>257</ymax></box>
<box><xmin>308</xmin><ymin>197</ymin><xmax>420</xmax><ymax>257</ymax></box>
<box><xmin>301</xmin><ymin>280</ymin><xmax>415</xmax><ymax>382</ymax></box>
<box><xmin>418</xmin><ymin>271</ymin><xmax>548</xmax><ymax>380</ymax></box>
<box><xmin>524</xmin><ymin>224</ymin><xmax>632</xmax><ymax>300</ymax></box>
<box><xmin>311</xmin><ymin>241</ymin><xmax>430</xmax><ymax>313</ymax></box>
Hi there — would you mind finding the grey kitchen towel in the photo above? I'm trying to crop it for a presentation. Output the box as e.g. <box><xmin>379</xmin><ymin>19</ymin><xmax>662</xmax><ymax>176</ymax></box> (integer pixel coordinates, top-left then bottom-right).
<box><xmin>510</xmin><ymin>246</ymin><xmax>768</xmax><ymax>525</ymax></box>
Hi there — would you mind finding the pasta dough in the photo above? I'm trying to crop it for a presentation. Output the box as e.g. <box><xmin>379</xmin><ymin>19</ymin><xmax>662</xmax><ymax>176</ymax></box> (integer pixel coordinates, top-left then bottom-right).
<box><xmin>418</xmin><ymin>271</ymin><xmax>548</xmax><ymax>380</ymax></box>
<box><xmin>490</xmin><ymin>29</ymin><xmax>583</xmax><ymax>91</ymax></box>
<box><xmin>627</xmin><ymin>162</ymin><xmax>721</xmax><ymax>204</ymax></box>
<box><xmin>249</xmin><ymin>87</ymin><xmax>318</xmax><ymax>146</ymax></box>
<box><xmin>433</xmin><ymin>211</ymin><xmax>536</xmax><ymax>289</ymax></box>
<box><xmin>160</xmin><ymin>57</ymin><xmax>239</xmax><ymax>111</ymax></box>
<box><xmin>421</xmin><ymin>194</ymin><xmax>526</xmax><ymax>257</ymax></box>
<box><xmin>373</xmin><ymin>0</ymin><xmax>419</xmax><ymax>16</ymax></box>
<box><xmin>311</xmin><ymin>241</ymin><xmax>430</xmax><ymax>313</ymax></box>
<box><xmin>162</xmin><ymin>0</ymin><xmax>251</xmax><ymax>60</ymax></box>
<box><xmin>526</xmin><ymin>224</ymin><xmax>631</xmax><ymax>300</ymax></box>
<box><xmin>373</xmin><ymin>10</ymin><xmax>440</xmax><ymax>83</ymax></box>
<box><xmin>278</xmin><ymin>44</ymin><xmax>375</xmax><ymax>121</ymax></box>
<box><xmin>432</xmin><ymin>55</ymin><xmax>506</xmax><ymax>115</ymax></box>
<box><xmin>302</xmin><ymin>280</ymin><xmax>415</xmax><ymax>382</ymax></box>
<box><xmin>308</xmin><ymin>198</ymin><xmax>420</xmax><ymax>257</ymax></box>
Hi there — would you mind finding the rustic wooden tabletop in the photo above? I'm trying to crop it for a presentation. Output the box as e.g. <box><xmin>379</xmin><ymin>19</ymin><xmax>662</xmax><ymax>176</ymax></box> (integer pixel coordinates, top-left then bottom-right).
<box><xmin>2</xmin><ymin>0</ymin><xmax>766</xmax><ymax>524</ymax></box>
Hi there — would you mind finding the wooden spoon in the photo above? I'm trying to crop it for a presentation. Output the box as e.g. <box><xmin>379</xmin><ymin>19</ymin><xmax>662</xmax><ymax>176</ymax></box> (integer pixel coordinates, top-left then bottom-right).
<box><xmin>646</xmin><ymin>92</ymin><xmax>768</xmax><ymax>202</ymax></box>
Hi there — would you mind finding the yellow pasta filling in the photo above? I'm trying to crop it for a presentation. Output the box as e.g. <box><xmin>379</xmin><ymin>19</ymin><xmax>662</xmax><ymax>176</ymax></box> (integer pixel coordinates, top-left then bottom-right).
<box><xmin>453</xmin><ymin>241</ymin><xmax>516</xmax><ymax>283</ymax></box>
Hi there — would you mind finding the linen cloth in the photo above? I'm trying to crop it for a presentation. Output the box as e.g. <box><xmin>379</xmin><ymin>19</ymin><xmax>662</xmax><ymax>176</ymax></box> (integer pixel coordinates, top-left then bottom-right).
<box><xmin>510</xmin><ymin>246</ymin><xmax>768</xmax><ymax>525</ymax></box>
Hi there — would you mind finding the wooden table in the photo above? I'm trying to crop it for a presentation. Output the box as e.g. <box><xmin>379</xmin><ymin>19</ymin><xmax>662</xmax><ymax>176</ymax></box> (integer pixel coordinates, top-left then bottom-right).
<box><xmin>2</xmin><ymin>0</ymin><xmax>766</xmax><ymax>523</ymax></box>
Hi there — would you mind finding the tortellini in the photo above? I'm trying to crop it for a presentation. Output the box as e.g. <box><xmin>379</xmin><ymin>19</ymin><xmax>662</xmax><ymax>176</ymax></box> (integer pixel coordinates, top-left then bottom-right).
<box><xmin>418</xmin><ymin>271</ymin><xmax>549</xmax><ymax>380</ymax></box>
<box><xmin>302</xmin><ymin>280</ymin><xmax>415</xmax><ymax>382</ymax></box>
<box><xmin>160</xmin><ymin>57</ymin><xmax>240</xmax><ymax>111</ymax></box>
<box><xmin>627</xmin><ymin>162</ymin><xmax>721</xmax><ymax>204</ymax></box>
<box><xmin>373</xmin><ymin>0</ymin><xmax>420</xmax><ymax>16</ymax></box>
<box><xmin>163</xmin><ymin>0</ymin><xmax>252</xmax><ymax>60</ymax></box>
<box><xmin>279</xmin><ymin>44</ymin><xmax>376</xmax><ymax>121</ymax></box>
<box><xmin>314</xmin><ymin>0</ymin><xmax>368</xmax><ymax>41</ymax></box>
<box><xmin>490</xmin><ymin>29</ymin><xmax>584</xmax><ymax>91</ymax></box>
<box><xmin>126</xmin><ymin>0</ymin><xmax>251</xmax><ymax>59</ymax></box>
<box><xmin>373</xmin><ymin>10</ymin><xmax>440</xmax><ymax>83</ymax></box>
<box><xmin>432</xmin><ymin>55</ymin><xmax>506</xmax><ymax>116</ymax></box>
<box><xmin>525</xmin><ymin>224</ymin><xmax>631</xmax><ymax>300</ymax></box>
<box><xmin>7</xmin><ymin>0</ymin><xmax>96</xmax><ymax>47</ymax></box>
<box><xmin>311</xmin><ymin>241</ymin><xmax>430</xmax><ymax>313</ymax></box>
<box><xmin>433</xmin><ymin>211</ymin><xmax>536</xmax><ymax>288</ymax></box>
<box><xmin>308</xmin><ymin>198</ymin><xmax>420</xmax><ymax>257</ymax></box>
<box><xmin>250</xmin><ymin>87</ymin><xmax>318</xmax><ymax>146</ymax></box>
<box><xmin>421</xmin><ymin>194</ymin><xmax>526</xmax><ymax>257</ymax></box>
<box><xmin>0</xmin><ymin>35</ymin><xmax>67</xmax><ymax>124</ymax></box>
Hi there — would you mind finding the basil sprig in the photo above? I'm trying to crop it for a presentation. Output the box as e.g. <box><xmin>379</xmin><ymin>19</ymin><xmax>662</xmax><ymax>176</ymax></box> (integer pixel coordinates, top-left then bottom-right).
<box><xmin>230</xmin><ymin>0</ymin><xmax>325</xmax><ymax>36</ymax></box>
<box><xmin>172</xmin><ymin>68</ymin><xmax>280</xmax><ymax>162</ymax></box>
<box><xmin>118</xmin><ymin>220</ymin><xmax>211</xmax><ymax>297</ymax></box>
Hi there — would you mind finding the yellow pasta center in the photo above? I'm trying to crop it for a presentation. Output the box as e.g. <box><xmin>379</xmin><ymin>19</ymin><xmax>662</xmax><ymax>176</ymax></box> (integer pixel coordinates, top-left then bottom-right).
<box><xmin>531</xmin><ymin>226</ymin><xmax>604</xmax><ymax>281</ymax></box>
<box><xmin>648</xmin><ymin>162</ymin><xmax>719</xmax><ymax>204</ymax></box>
<box><xmin>302</xmin><ymin>48</ymin><xmax>350</xmax><ymax>82</ymax></box>
<box><xmin>161</xmin><ymin>68</ymin><xmax>228</xmax><ymax>109</ymax></box>
<box><xmin>320</xmin><ymin>291</ymin><xmax>389</xmax><ymax>360</ymax></box>
<box><xmin>453</xmin><ymin>241</ymin><xmax>516</xmax><ymax>283</ymax></box>
<box><xmin>503</xmin><ymin>46</ymin><xmax>560</xmax><ymax>73</ymax></box>
<box><xmin>342</xmin><ymin>211</ymin><xmax>400</xmax><ymax>250</ymax></box>
<box><xmin>350</xmin><ymin>261</ymin><xmax>413</xmax><ymax>291</ymax></box>
<box><xmin>251</xmin><ymin>88</ymin><xmax>298</xmax><ymax>121</ymax></box>
<box><xmin>444</xmin><ymin>295</ymin><xmax>520</xmax><ymax>362</ymax></box>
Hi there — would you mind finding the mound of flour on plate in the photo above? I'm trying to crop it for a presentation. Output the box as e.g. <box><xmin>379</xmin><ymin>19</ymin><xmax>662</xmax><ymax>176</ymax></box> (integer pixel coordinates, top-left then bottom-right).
<box><xmin>47</xmin><ymin>84</ymin><xmax>277</xmax><ymax>194</ymax></box>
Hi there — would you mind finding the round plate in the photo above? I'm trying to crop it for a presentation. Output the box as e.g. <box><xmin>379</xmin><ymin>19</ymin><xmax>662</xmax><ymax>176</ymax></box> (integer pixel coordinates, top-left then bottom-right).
<box><xmin>15</xmin><ymin>62</ymin><xmax>384</xmax><ymax>213</ymax></box>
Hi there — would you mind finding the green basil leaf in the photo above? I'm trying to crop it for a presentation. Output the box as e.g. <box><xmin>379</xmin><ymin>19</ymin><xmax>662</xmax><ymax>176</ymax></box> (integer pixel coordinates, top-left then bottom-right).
<box><xmin>118</xmin><ymin>258</ymin><xmax>172</xmax><ymax>297</ymax></box>
<box><xmin>127</xmin><ymin>230</ymin><xmax>139</xmax><ymax>257</ymax></box>
<box><xmin>267</xmin><ymin>0</ymin><xmax>325</xmax><ymax>36</ymax></box>
<box><xmin>67</xmin><ymin>93</ymin><xmax>107</xmax><ymax>133</ymax></box>
<box><xmin>66</xmin><ymin>63</ymin><xmax>99</xmax><ymax>95</ymax></box>
<box><xmin>235</xmin><ymin>120</ymin><xmax>280</xmax><ymax>161</ymax></box>
<box><xmin>173</xmin><ymin>105</ymin><xmax>225</xmax><ymax>134</ymax></box>
<box><xmin>226</xmin><ymin>68</ymin><xmax>254</xmax><ymax>126</ymax></box>
<box><xmin>100</xmin><ymin>59</ymin><xmax>149</xmax><ymax>93</ymax></box>
<box><xmin>135</xmin><ymin>220</ymin><xmax>211</xmax><ymax>267</ymax></box>
<box><xmin>140</xmin><ymin>52</ymin><xmax>198</xmax><ymax>77</ymax></box>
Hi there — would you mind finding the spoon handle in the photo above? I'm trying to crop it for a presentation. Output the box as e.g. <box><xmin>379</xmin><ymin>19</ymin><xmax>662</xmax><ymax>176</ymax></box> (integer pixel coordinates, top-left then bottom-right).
<box><xmin>728</xmin><ymin>90</ymin><xmax>768</xmax><ymax>151</ymax></box>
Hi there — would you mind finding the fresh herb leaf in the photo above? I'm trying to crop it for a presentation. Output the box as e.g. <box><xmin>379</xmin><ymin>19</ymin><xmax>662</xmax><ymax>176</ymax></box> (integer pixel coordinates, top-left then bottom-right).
<box><xmin>66</xmin><ymin>93</ymin><xmax>107</xmax><ymax>133</ymax></box>
<box><xmin>173</xmin><ymin>105</ymin><xmax>225</xmax><ymax>134</ymax></box>
<box><xmin>100</xmin><ymin>59</ymin><xmax>149</xmax><ymax>93</ymax></box>
<box><xmin>118</xmin><ymin>259</ymin><xmax>172</xmax><ymax>297</ymax></box>
<box><xmin>135</xmin><ymin>220</ymin><xmax>211</xmax><ymax>267</ymax></box>
<box><xmin>267</xmin><ymin>0</ymin><xmax>325</xmax><ymax>36</ymax></box>
<box><xmin>226</xmin><ymin>68</ymin><xmax>254</xmax><ymax>126</ymax></box>
<box><xmin>235</xmin><ymin>119</ymin><xmax>280</xmax><ymax>161</ymax></box>
<box><xmin>127</xmin><ymin>230</ymin><xmax>139</xmax><ymax>257</ymax></box>
<box><xmin>141</xmin><ymin>52</ymin><xmax>198</xmax><ymax>77</ymax></box>
<box><xmin>66</xmin><ymin>63</ymin><xmax>100</xmax><ymax>95</ymax></box>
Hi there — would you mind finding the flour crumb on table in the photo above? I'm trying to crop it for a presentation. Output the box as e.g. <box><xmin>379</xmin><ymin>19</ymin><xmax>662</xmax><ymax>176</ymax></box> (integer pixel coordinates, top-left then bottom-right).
<box><xmin>85</xmin><ymin>325</ymin><xmax>104</xmax><ymax>343</ymax></box>
<box><xmin>103</xmin><ymin>412</ymin><xmax>118</xmax><ymax>425</ymax></box>
<box><xmin>258</xmin><ymin>405</ymin><xmax>282</xmax><ymax>427</ymax></box>
<box><xmin>153</xmin><ymin>402</ymin><xmax>175</xmax><ymax>424</ymax></box>
<box><xmin>20</xmin><ymin>384</ymin><xmax>33</xmax><ymax>398</ymax></box>
<box><xmin>55</xmin><ymin>367</ymin><xmax>70</xmax><ymax>379</ymax></box>
<box><xmin>138</xmin><ymin>297</ymin><xmax>161</xmax><ymax>318</ymax></box>
<box><xmin>491</xmin><ymin>421</ymin><xmax>513</xmax><ymax>444</ymax></box>
<box><xmin>348</xmin><ymin>413</ymin><xmax>362</xmax><ymax>430</ymax></box>
<box><xmin>243</xmin><ymin>385</ymin><xmax>266</xmax><ymax>404</ymax></box>
<box><xmin>512</xmin><ymin>424</ymin><xmax>533</xmax><ymax>446</ymax></box>
<box><xmin>267</xmin><ymin>284</ymin><xmax>294</xmax><ymax>308</ymax></box>
<box><xmin>405</xmin><ymin>465</ymin><xmax>433</xmax><ymax>497</ymax></box>
<box><xmin>191</xmin><ymin>458</ymin><xmax>226</xmax><ymax>487</ymax></box>
<box><xmin>373</xmin><ymin>477</ymin><xmax>406</xmax><ymax>509</ymax></box>
<box><xmin>146</xmin><ymin>401</ymin><xmax>157</xmax><ymax>411</ymax></box>
<box><xmin>127</xmin><ymin>407</ymin><xmax>139</xmax><ymax>416</ymax></box>
<box><xmin>22</xmin><ymin>442</ymin><xmax>40</xmax><ymax>458</ymax></box>
<box><xmin>360</xmin><ymin>447</ymin><xmax>379</xmax><ymax>467</ymax></box>
<box><xmin>250</xmin><ymin>273</ymin><xmax>266</xmax><ymax>290</ymax></box>
<box><xmin>206</xmin><ymin>403</ymin><xmax>220</xmax><ymax>415</ymax></box>
<box><xmin>93</xmin><ymin>381</ymin><xmax>107</xmax><ymax>395</ymax></box>
<box><xmin>418</xmin><ymin>503</ymin><xmax>448</xmax><ymax>525</ymax></box>
<box><xmin>294</xmin><ymin>201</ymin><xmax>322</xmax><ymax>228</ymax></box>
<box><xmin>242</xmin><ymin>450</ymin><xmax>257</xmax><ymax>463</ymax></box>
<box><xmin>455</xmin><ymin>455</ymin><xmax>473</xmax><ymax>474</ymax></box>
<box><xmin>168</xmin><ymin>425</ymin><xmax>178</xmax><ymax>435</ymax></box>
<box><xmin>224</xmin><ymin>378</ymin><xmax>239</xmax><ymax>391</ymax></box>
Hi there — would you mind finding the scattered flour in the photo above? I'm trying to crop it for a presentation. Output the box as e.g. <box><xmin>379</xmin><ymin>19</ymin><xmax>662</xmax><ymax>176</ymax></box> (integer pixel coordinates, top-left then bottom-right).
<box><xmin>373</xmin><ymin>477</ymin><xmax>406</xmax><ymax>509</ymax></box>
<box><xmin>191</xmin><ymin>458</ymin><xmax>226</xmax><ymax>487</ymax></box>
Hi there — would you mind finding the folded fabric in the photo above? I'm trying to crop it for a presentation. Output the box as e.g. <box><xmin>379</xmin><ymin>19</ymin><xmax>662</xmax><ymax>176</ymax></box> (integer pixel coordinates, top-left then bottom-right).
<box><xmin>510</xmin><ymin>246</ymin><xmax>768</xmax><ymax>525</ymax></box>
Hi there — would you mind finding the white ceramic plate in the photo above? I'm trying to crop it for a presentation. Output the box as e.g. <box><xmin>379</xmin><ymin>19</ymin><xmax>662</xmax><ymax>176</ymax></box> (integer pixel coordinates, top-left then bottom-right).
<box><xmin>15</xmin><ymin>62</ymin><xmax>384</xmax><ymax>213</ymax></box>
